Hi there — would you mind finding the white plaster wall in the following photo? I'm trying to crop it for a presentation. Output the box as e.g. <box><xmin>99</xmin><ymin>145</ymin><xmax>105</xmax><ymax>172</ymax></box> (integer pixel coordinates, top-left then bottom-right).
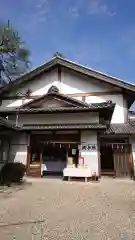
<box><xmin>131</xmin><ymin>136</ymin><xmax>135</xmax><ymax>175</ymax></box>
<box><xmin>80</xmin><ymin>131</ymin><xmax>99</xmax><ymax>175</ymax></box>
<box><xmin>1</xmin><ymin>67</ymin><xmax>127</xmax><ymax>124</ymax></box>
<box><xmin>2</xmin><ymin>99</ymin><xmax>33</xmax><ymax>108</ymax></box>
<box><xmin>9</xmin><ymin>133</ymin><xmax>28</xmax><ymax>165</ymax></box>
<box><xmin>1</xmin><ymin>69</ymin><xmax>59</xmax><ymax>108</ymax></box>
<box><xmin>2</xmin><ymin>67</ymin><xmax>119</xmax><ymax>108</ymax></box>
<box><xmin>60</xmin><ymin>69</ymin><xmax>126</xmax><ymax>123</ymax></box>
<box><xmin>9</xmin><ymin>112</ymin><xmax>99</xmax><ymax>125</ymax></box>
<box><xmin>123</xmin><ymin>98</ymin><xmax>128</xmax><ymax>123</ymax></box>
<box><xmin>60</xmin><ymin>68</ymin><xmax>119</xmax><ymax>94</ymax></box>
<box><xmin>85</xmin><ymin>94</ymin><xmax>125</xmax><ymax>123</ymax></box>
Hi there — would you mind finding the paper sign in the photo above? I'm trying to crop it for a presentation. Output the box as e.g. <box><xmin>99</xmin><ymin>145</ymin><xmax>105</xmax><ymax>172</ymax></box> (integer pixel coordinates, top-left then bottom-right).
<box><xmin>72</xmin><ymin>149</ymin><xmax>76</xmax><ymax>155</ymax></box>
<box><xmin>81</xmin><ymin>144</ymin><xmax>97</xmax><ymax>151</ymax></box>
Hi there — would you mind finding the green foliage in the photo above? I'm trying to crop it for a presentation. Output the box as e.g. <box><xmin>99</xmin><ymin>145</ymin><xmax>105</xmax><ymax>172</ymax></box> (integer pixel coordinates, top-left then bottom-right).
<box><xmin>0</xmin><ymin>21</ymin><xmax>30</xmax><ymax>82</ymax></box>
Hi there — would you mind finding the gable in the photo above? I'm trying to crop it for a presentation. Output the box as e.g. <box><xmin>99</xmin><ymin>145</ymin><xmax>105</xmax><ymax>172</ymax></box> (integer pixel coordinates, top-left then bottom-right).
<box><xmin>0</xmin><ymin>56</ymin><xmax>133</xmax><ymax>126</ymax></box>
<box><xmin>25</xmin><ymin>95</ymin><xmax>75</xmax><ymax>109</ymax></box>
<box><xmin>20</xmin><ymin>87</ymin><xmax>88</xmax><ymax>109</ymax></box>
<box><xmin>2</xmin><ymin>66</ymin><xmax>117</xmax><ymax>99</ymax></box>
<box><xmin>0</xmin><ymin>65</ymin><xmax>121</xmax><ymax>109</ymax></box>
<box><xmin>1</xmin><ymin>56</ymin><xmax>135</xmax><ymax>97</ymax></box>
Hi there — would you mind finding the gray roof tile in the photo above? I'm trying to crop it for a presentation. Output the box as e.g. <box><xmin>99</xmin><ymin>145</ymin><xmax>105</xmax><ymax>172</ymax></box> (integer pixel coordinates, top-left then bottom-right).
<box><xmin>22</xmin><ymin>123</ymin><xmax>106</xmax><ymax>130</ymax></box>
<box><xmin>0</xmin><ymin>117</ymin><xmax>19</xmax><ymax>130</ymax></box>
<box><xmin>0</xmin><ymin>102</ymin><xmax>115</xmax><ymax>113</ymax></box>
<box><xmin>105</xmin><ymin>123</ymin><xmax>135</xmax><ymax>134</ymax></box>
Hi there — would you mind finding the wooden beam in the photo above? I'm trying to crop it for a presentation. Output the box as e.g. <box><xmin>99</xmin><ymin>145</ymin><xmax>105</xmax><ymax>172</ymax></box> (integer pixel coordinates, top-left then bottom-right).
<box><xmin>113</xmin><ymin>149</ymin><xmax>117</xmax><ymax>177</ymax></box>
<box><xmin>40</xmin><ymin>149</ymin><xmax>42</xmax><ymax>177</ymax></box>
<box><xmin>66</xmin><ymin>147</ymin><xmax>68</xmax><ymax>167</ymax></box>
<box><xmin>26</xmin><ymin>146</ymin><xmax>30</xmax><ymax>174</ymax></box>
<box><xmin>128</xmin><ymin>144</ymin><xmax>134</xmax><ymax>179</ymax></box>
<box><xmin>0</xmin><ymin>96</ymin><xmax>38</xmax><ymax>100</ymax></box>
<box><xmin>68</xmin><ymin>91</ymin><xmax>122</xmax><ymax>97</ymax></box>
<box><xmin>1</xmin><ymin>90</ymin><xmax>122</xmax><ymax>100</ymax></box>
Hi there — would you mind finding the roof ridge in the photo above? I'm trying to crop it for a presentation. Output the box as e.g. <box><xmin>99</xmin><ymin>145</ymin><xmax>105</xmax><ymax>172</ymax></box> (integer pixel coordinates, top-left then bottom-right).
<box><xmin>1</xmin><ymin>55</ymin><xmax>135</xmax><ymax>95</ymax></box>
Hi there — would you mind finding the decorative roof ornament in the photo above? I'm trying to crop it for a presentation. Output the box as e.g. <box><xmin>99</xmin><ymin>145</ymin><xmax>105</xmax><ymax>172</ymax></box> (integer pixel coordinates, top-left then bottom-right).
<box><xmin>47</xmin><ymin>85</ymin><xmax>59</xmax><ymax>94</ymax></box>
<box><xmin>53</xmin><ymin>52</ymin><xmax>64</xmax><ymax>58</ymax></box>
<box><xmin>106</xmin><ymin>100</ymin><xmax>112</xmax><ymax>104</ymax></box>
<box><xmin>26</xmin><ymin>88</ymin><xmax>31</xmax><ymax>96</ymax></box>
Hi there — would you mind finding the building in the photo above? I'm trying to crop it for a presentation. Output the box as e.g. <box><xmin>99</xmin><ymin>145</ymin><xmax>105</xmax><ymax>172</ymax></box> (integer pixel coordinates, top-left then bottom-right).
<box><xmin>0</xmin><ymin>55</ymin><xmax>135</xmax><ymax>178</ymax></box>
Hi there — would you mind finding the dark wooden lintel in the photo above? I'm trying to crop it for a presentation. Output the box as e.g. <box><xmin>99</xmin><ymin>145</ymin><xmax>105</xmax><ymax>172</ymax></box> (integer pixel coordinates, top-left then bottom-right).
<box><xmin>1</xmin><ymin>90</ymin><xmax>122</xmax><ymax>100</ymax></box>
<box><xmin>68</xmin><ymin>91</ymin><xmax>122</xmax><ymax>97</ymax></box>
<box><xmin>0</xmin><ymin>95</ymin><xmax>38</xmax><ymax>100</ymax></box>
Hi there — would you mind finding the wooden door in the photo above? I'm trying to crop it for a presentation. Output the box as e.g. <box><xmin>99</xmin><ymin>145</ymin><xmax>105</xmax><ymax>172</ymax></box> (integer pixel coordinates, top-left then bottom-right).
<box><xmin>113</xmin><ymin>144</ymin><xmax>133</xmax><ymax>178</ymax></box>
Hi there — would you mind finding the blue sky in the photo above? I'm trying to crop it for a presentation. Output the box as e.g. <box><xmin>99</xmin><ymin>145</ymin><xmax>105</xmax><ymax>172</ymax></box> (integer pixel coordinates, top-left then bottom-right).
<box><xmin>1</xmin><ymin>0</ymin><xmax>135</xmax><ymax>83</ymax></box>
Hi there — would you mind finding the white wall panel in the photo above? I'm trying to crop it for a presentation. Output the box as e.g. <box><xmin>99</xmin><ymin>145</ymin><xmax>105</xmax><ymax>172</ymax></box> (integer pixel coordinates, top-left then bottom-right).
<box><xmin>9</xmin><ymin>112</ymin><xmax>99</xmax><ymax>125</ymax></box>
<box><xmin>80</xmin><ymin>131</ymin><xmax>99</xmax><ymax>175</ymax></box>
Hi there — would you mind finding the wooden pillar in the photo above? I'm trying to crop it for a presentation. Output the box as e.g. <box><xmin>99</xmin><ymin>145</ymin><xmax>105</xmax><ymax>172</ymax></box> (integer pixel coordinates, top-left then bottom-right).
<box><xmin>26</xmin><ymin>146</ymin><xmax>31</xmax><ymax>174</ymax></box>
<box><xmin>66</xmin><ymin>147</ymin><xmax>68</xmax><ymax>167</ymax></box>
<box><xmin>113</xmin><ymin>146</ymin><xmax>117</xmax><ymax>177</ymax></box>
<box><xmin>97</xmin><ymin>133</ymin><xmax>101</xmax><ymax>177</ymax></box>
<box><xmin>26</xmin><ymin>132</ymin><xmax>31</xmax><ymax>174</ymax></box>
<box><xmin>128</xmin><ymin>144</ymin><xmax>134</xmax><ymax>179</ymax></box>
<box><xmin>27</xmin><ymin>132</ymin><xmax>30</xmax><ymax>146</ymax></box>
<box><xmin>40</xmin><ymin>148</ymin><xmax>42</xmax><ymax>177</ymax></box>
<box><xmin>7</xmin><ymin>138</ymin><xmax>11</xmax><ymax>163</ymax></box>
<box><xmin>128</xmin><ymin>136</ymin><xmax>134</xmax><ymax>179</ymax></box>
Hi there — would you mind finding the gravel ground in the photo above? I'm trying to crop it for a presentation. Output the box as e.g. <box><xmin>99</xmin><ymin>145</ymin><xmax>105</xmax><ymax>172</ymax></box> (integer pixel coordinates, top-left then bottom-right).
<box><xmin>0</xmin><ymin>177</ymin><xmax>135</xmax><ymax>240</ymax></box>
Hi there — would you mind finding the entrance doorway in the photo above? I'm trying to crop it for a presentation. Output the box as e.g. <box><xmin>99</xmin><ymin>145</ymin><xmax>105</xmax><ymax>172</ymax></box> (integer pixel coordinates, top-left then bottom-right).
<box><xmin>100</xmin><ymin>138</ymin><xmax>133</xmax><ymax>178</ymax></box>
<box><xmin>42</xmin><ymin>142</ymin><xmax>79</xmax><ymax>176</ymax></box>
<box><xmin>42</xmin><ymin>144</ymin><xmax>67</xmax><ymax>176</ymax></box>
<box><xmin>100</xmin><ymin>144</ymin><xmax>114</xmax><ymax>175</ymax></box>
<box><xmin>27</xmin><ymin>131</ymin><xmax>80</xmax><ymax>177</ymax></box>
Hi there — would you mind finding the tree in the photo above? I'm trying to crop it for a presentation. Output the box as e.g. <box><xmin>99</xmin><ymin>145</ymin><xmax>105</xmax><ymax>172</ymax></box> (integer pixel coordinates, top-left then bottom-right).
<box><xmin>0</xmin><ymin>21</ymin><xmax>30</xmax><ymax>83</ymax></box>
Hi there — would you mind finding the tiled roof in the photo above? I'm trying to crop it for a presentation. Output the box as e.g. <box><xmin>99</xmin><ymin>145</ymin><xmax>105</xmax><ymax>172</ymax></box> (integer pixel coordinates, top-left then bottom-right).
<box><xmin>0</xmin><ymin>102</ymin><xmax>115</xmax><ymax>114</ymax></box>
<box><xmin>105</xmin><ymin>123</ymin><xmax>135</xmax><ymax>134</ymax></box>
<box><xmin>22</xmin><ymin>123</ymin><xmax>106</xmax><ymax>130</ymax></box>
<box><xmin>0</xmin><ymin>117</ymin><xmax>19</xmax><ymax>130</ymax></box>
<box><xmin>128</xmin><ymin>118</ymin><xmax>135</xmax><ymax>126</ymax></box>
